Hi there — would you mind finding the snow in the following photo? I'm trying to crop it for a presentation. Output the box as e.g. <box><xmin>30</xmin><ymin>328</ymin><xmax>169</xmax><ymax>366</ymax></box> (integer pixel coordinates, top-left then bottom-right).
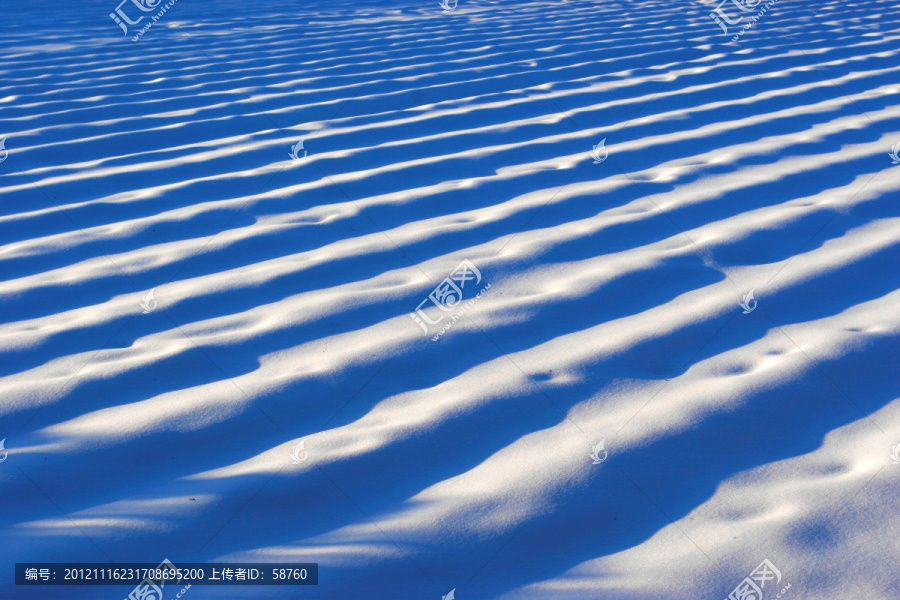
<box><xmin>1</xmin><ymin>0</ymin><xmax>899</xmax><ymax>598</ymax></box>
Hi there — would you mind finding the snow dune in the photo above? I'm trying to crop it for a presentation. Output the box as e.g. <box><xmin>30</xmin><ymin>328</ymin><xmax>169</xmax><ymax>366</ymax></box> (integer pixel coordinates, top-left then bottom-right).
<box><xmin>1</xmin><ymin>0</ymin><xmax>899</xmax><ymax>598</ymax></box>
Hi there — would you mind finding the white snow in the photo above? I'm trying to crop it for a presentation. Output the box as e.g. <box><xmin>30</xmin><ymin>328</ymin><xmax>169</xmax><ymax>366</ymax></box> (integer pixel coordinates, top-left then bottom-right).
<box><xmin>1</xmin><ymin>0</ymin><xmax>899</xmax><ymax>598</ymax></box>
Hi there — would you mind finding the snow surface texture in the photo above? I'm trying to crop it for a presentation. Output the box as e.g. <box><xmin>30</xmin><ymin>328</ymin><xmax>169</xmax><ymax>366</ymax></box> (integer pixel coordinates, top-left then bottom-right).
<box><xmin>1</xmin><ymin>0</ymin><xmax>899</xmax><ymax>598</ymax></box>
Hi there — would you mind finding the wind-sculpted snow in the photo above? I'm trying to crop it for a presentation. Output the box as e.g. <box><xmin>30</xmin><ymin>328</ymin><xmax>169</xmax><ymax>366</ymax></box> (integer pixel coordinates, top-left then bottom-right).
<box><xmin>1</xmin><ymin>0</ymin><xmax>899</xmax><ymax>598</ymax></box>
